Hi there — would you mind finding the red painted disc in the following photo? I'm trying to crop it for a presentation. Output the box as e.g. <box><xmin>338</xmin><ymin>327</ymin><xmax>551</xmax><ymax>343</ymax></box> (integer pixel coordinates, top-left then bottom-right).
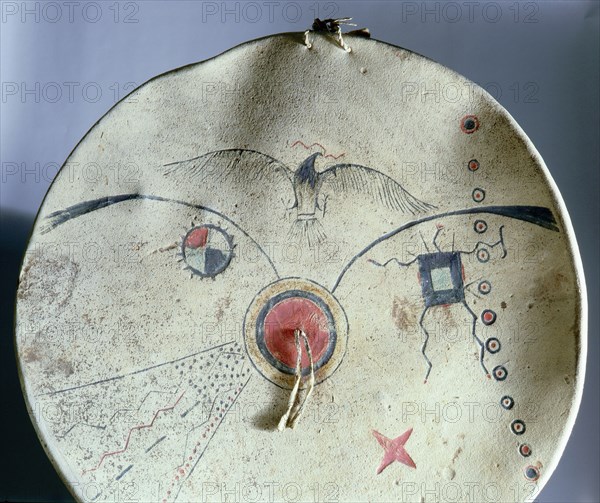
<box><xmin>263</xmin><ymin>297</ymin><xmax>331</xmax><ymax>369</ymax></box>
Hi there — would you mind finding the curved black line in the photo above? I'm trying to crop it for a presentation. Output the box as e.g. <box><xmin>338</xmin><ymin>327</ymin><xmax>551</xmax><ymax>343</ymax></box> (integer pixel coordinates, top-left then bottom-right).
<box><xmin>41</xmin><ymin>193</ymin><xmax>279</xmax><ymax>278</ymax></box>
<box><xmin>331</xmin><ymin>205</ymin><xmax>558</xmax><ymax>292</ymax></box>
<box><xmin>419</xmin><ymin>307</ymin><xmax>432</xmax><ymax>383</ymax></box>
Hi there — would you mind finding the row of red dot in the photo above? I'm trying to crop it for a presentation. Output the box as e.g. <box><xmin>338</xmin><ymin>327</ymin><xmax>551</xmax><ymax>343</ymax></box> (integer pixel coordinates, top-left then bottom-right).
<box><xmin>161</xmin><ymin>385</ymin><xmax>244</xmax><ymax>503</ymax></box>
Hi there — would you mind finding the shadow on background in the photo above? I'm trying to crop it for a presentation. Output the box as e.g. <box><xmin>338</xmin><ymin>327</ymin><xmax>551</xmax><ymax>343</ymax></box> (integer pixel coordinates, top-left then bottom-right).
<box><xmin>0</xmin><ymin>210</ymin><xmax>73</xmax><ymax>503</ymax></box>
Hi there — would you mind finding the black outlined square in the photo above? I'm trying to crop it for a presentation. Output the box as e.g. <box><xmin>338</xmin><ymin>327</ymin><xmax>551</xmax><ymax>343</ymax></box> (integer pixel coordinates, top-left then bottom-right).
<box><xmin>417</xmin><ymin>252</ymin><xmax>465</xmax><ymax>307</ymax></box>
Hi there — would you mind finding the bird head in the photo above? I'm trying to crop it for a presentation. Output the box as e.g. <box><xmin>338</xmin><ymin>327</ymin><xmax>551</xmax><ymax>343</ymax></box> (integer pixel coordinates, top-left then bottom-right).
<box><xmin>295</xmin><ymin>152</ymin><xmax>322</xmax><ymax>188</ymax></box>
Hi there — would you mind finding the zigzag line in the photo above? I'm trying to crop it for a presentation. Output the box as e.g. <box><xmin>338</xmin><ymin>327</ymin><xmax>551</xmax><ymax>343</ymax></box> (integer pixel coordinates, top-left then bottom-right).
<box><xmin>82</xmin><ymin>390</ymin><xmax>185</xmax><ymax>475</ymax></box>
<box><xmin>291</xmin><ymin>140</ymin><xmax>346</xmax><ymax>160</ymax></box>
<box><xmin>62</xmin><ymin>387</ymin><xmax>192</xmax><ymax>439</ymax></box>
<box><xmin>108</xmin><ymin>388</ymin><xmax>180</xmax><ymax>423</ymax></box>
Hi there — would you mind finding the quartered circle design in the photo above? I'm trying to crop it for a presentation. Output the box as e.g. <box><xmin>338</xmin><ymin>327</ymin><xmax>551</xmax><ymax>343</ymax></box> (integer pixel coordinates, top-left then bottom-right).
<box><xmin>181</xmin><ymin>224</ymin><xmax>234</xmax><ymax>277</ymax></box>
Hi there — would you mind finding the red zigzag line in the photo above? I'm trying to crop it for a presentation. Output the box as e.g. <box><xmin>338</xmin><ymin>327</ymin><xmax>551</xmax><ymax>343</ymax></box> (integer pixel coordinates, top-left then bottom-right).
<box><xmin>83</xmin><ymin>390</ymin><xmax>186</xmax><ymax>475</ymax></box>
<box><xmin>291</xmin><ymin>140</ymin><xmax>346</xmax><ymax>160</ymax></box>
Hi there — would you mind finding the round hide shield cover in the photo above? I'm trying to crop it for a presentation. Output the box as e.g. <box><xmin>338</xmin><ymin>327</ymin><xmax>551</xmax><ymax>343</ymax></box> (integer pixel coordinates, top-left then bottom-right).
<box><xmin>15</xmin><ymin>31</ymin><xmax>586</xmax><ymax>503</ymax></box>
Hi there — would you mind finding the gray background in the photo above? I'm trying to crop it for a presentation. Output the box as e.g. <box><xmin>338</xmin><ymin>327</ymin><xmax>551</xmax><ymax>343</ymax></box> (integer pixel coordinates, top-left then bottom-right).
<box><xmin>0</xmin><ymin>1</ymin><xmax>598</xmax><ymax>501</ymax></box>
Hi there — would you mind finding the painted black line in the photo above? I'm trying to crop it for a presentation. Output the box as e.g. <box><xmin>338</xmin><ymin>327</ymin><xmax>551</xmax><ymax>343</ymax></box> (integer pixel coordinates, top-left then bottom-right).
<box><xmin>108</xmin><ymin>409</ymin><xmax>130</xmax><ymax>424</ymax></box>
<box><xmin>178</xmin><ymin>395</ymin><xmax>219</xmax><ymax>467</ymax></box>
<box><xmin>462</xmin><ymin>278</ymin><xmax>485</xmax><ymax>300</ymax></box>
<box><xmin>107</xmin><ymin>390</ymin><xmax>177</xmax><ymax>425</ymax></box>
<box><xmin>433</xmin><ymin>227</ymin><xmax>443</xmax><ymax>252</ymax></box>
<box><xmin>40</xmin><ymin>341</ymin><xmax>236</xmax><ymax>397</ymax></box>
<box><xmin>180</xmin><ymin>401</ymin><xmax>200</xmax><ymax>418</ymax></box>
<box><xmin>57</xmin><ymin>422</ymin><xmax>106</xmax><ymax>439</ymax></box>
<box><xmin>462</xmin><ymin>225</ymin><xmax>507</xmax><ymax>257</ymax></box>
<box><xmin>368</xmin><ymin>257</ymin><xmax>418</xmax><ymax>268</ymax></box>
<box><xmin>418</xmin><ymin>307</ymin><xmax>432</xmax><ymax>383</ymax></box>
<box><xmin>177</xmin><ymin>390</ymin><xmax>235</xmax><ymax>468</ymax></box>
<box><xmin>176</xmin><ymin>361</ymin><xmax>245</xmax><ymax>466</ymax></box>
<box><xmin>145</xmin><ymin>435</ymin><xmax>166</xmax><ymax>454</ymax></box>
<box><xmin>41</xmin><ymin>193</ymin><xmax>279</xmax><ymax>278</ymax></box>
<box><xmin>331</xmin><ymin>205</ymin><xmax>558</xmax><ymax>292</ymax></box>
<box><xmin>136</xmin><ymin>390</ymin><xmax>179</xmax><ymax>414</ymax></box>
<box><xmin>463</xmin><ymin>300</ymin><xmax>490</xmax><ymax>377</ymax></box>
<box><xmin>419</xmin><ymin>230</ymin><xmax>431</xmax><ymax>253</ymax></box>
<box><xmin>115</xmin><ymin>464</ymin><xmax>133</xmax><ymax>481</ymax></box>
<box><xmin>173</xmin><ymin>376</ymin><xmax>252</xmax><ymax>502</ymax></box>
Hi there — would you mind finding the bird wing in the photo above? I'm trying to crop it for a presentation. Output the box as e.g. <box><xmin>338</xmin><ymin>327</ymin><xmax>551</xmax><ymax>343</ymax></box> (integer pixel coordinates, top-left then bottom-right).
<box><xmin>163</xmin><ymin>148</ymin><xmax>295</xmax><ymax>188</ymax></box>
<box><xmin>319</xmin><ymin>163</ymin><xmax>436</xmax><ymax>214</ymax></box>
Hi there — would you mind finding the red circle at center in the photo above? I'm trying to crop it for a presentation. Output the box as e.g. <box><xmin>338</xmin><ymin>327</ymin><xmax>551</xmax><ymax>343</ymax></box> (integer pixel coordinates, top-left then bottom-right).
<box><xmin>263</xmin><ymin>297</ymin><xmax>331</xmax><ymax>370</ymax></box>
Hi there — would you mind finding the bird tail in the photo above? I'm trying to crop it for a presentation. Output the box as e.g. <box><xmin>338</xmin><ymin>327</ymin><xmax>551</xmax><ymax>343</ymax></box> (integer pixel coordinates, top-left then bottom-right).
<box><xmin>287</xmin><ymin>218</ymin><xmax>327</xmax><ymax>248</ymax></box>
<box><xmin>40</xmin><ymin>194</ymin><xmax>141</xmax><ymax>234</ymax></box>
